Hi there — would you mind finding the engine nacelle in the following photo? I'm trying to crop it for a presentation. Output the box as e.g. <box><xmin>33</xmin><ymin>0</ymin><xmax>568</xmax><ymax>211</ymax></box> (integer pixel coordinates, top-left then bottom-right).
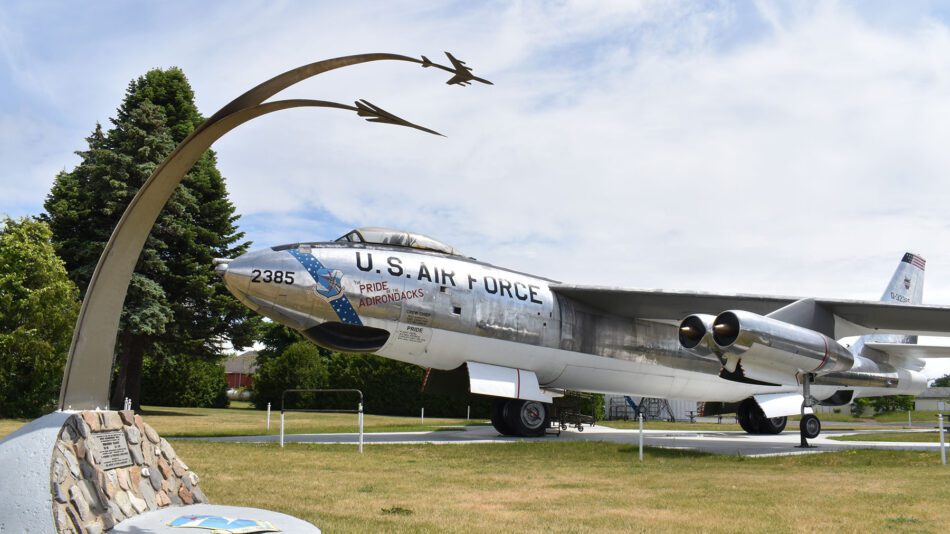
<box><xmin>711</xmin><ymin>310</ymin><xmax>854</xmax><ymax>383</ymax></box>
<box><xmin>678</xmin><ymin>314</ymin><xmax>720</xmax><ymax>359</ymax></box>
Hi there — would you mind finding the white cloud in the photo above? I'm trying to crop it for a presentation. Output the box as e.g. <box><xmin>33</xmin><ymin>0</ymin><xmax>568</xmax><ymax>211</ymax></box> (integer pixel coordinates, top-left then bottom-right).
<box><xmin>4</xmin><ymin>1</ymin><xmax>950</xmax><ymax>378</ymax></box>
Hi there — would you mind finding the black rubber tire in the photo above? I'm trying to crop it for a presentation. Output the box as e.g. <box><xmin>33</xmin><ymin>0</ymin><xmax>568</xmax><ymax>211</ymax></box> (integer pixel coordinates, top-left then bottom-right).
<box><xmin>737</xmin><ymin>399</ymin><xmax>759</xmax><ymax>434</ymax></box>
<box><xmin>757</xmin><ymin>415</ymin><xmax>787</xmax><ymax>434</ymax></box>
<box><xmin>800</xmin><ymin>414</ymin><xmax>821</xmax><ymax>439</ymax></box>
<box><xmin>490</xmin><ymin>399</ymin><xmax>515</xmax><ymax>436</ymax></box>
<box><xmin>503</xmin><ymin>399</ymin><xmax>549</xmax><ymax>437</ymax></box>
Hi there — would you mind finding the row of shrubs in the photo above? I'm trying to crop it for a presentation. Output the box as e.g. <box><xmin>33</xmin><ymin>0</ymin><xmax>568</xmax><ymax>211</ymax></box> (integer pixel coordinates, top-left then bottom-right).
<box><xmin>138</xmin><ymin>342</ymin><xmax>494</xmax><ymax>418</ymax></box>
<box><xmin>140</xmin><ymin>340</ymin><xmax>605</xmax><ymax>420</ymax></box>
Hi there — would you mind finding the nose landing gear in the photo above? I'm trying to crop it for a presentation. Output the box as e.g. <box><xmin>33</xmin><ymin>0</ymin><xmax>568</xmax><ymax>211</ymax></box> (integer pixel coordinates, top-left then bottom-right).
<box><xmin>797</xmin><ymin>373</ymin><xmax>820</xmax><ymax>448</ymax></box>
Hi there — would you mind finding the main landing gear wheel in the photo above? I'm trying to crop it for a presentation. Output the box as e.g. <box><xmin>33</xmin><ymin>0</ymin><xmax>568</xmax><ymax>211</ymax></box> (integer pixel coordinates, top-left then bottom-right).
<box><xmin>490</xmin><ymin>399</ymin><xmax>550</xmax><ymax>437</ymax></box>
<box><xmin>737</xmin><ymin>398</ymin><xmax>787</xmax><ymax>434</ymax></box>
<box><xmin>504</xmin><ymin>399</ymin><xmax>549</xmax><ymax>437</ymax></box>
<box><xmin>800</xmin><ymin>414</ymin><xmax>821</xmax><ymax>439</ymax></box>
<box><xmin>490</xmin><ymin>399</ymin><xmax>516</xmax><ymax>436</ymax></box>
<box><xmin>737</xmin><ymin>399</ymin><xmax>758</xmax><ymax>433</ymax></box>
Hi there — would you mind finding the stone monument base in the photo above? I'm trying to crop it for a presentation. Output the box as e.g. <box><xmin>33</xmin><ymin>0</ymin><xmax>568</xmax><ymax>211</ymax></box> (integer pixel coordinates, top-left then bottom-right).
<box><xmin>0</xmin><ymin>410</ymin><xmax>320</xmax><ymax>533</ymax></box>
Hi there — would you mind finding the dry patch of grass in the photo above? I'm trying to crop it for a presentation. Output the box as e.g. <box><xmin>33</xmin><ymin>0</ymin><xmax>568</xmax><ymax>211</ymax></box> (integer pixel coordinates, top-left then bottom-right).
<box><xmin>0</xmin><ymin>418</ymin><xmax>29</xmax><ymax>439</ymax></box>
<box><xmin>173</xmin><ymin>440</ymin><xmax>950</xmax><ymax>533</ymax></box>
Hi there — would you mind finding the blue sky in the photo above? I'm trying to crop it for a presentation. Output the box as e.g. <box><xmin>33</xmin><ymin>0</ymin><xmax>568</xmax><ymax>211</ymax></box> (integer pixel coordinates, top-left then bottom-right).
<box><xmin>4</xmin><ymin>1</ymin><xmax>950</xmax><ymax>375</ymax></box>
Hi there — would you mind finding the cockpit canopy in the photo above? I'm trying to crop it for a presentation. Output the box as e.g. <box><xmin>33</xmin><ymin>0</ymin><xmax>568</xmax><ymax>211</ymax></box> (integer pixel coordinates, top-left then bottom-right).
<box><xmin>336</xmin><ymin>227</ymin><xmax>463</xmax><ymax>256</ymax></box>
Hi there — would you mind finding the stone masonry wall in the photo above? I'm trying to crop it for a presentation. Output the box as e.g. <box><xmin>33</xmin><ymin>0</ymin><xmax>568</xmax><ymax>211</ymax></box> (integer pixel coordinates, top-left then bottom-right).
<box><xmin>50</xmin><ymin>410</ymin><xmax>207</xmax><ymax>533</ymax></box>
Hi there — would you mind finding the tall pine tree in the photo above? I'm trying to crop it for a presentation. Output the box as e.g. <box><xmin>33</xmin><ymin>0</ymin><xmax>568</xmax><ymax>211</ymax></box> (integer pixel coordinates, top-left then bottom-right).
<box><xmin>44</xmin><ymin>68</ymin><xmax>257</xmax><ymax>408</ymax></box>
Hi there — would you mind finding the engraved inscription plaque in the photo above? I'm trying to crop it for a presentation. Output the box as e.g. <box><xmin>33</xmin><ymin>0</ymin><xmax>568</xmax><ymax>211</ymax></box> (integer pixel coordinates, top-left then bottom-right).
<box><xmin>93</xmin><ymin>429</ymin><xmax>133</xmax><ymax>470</ymax></box>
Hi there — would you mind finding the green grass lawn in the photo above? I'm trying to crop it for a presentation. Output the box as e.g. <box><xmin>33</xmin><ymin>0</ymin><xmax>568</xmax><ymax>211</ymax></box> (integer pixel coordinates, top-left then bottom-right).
<box><xmin>0</xmin><ymin>405</ymin><xmax>487</xmax><ymax>440</ymax></box>
<box><xmin>5</xmin><ymin>406</ymin><xmax>950</xmax><ymax>532</ymax></box>
<box><xmin>873</xmin><ymin>410</ymin><xmax>945</xmax><ymax>423</ymax></box>
<box><xmin>598</xmin><ymin>419</ymin><xmax>892</xmax><ymax>432</ymax></box>
<box><xmin>599</xmin><ymin>420</ymin><xmax>743</xmax><ymax>431</ymax></box>
<box><xmin>138</xmin><ymin>405</ymin><xmax>487</xmax><ymax>437</ymax></box>
<box><xmin>829</xmin><ymin>431</ymin><xmax>949</xmax><ymax>443</ymax></box>
<box><xmin>173</xmin><ymin>441</ymin><xmax>950</xmax><ymax>533</ymax></box>
<box><xmin>2</xmin><ymin>406</ymin><xmax>937</xmax><ymax>440</ymax></box>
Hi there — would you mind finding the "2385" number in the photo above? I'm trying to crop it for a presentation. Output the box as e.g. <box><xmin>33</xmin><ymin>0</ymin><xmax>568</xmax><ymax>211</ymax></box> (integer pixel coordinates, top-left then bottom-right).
<box><xmin>251</xmin><ymin>270</ymin><xmax>295</xmax><ymax>284</ymax></box>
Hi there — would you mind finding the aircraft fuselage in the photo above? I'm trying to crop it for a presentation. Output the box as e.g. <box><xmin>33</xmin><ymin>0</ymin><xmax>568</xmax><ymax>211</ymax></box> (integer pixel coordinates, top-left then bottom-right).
<box><xmin>220</xmin><ymin>240</ymin><xmax>920</xmax><ymax>404</ymax></box>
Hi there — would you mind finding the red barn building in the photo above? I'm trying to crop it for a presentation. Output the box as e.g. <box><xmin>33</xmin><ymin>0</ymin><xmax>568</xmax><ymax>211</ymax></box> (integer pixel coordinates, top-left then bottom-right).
<box><xmin>225</xmin><ymin>350</ymin><xmax>258</xmax><ymax>390</ymax></box>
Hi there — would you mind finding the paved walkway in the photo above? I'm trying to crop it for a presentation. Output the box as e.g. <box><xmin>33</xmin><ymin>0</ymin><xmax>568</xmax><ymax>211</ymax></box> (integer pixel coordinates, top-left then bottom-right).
<box><xmin>184</xmin><ymin>425</ymin><xmax>948</xmax><ymax>458</ymax></box>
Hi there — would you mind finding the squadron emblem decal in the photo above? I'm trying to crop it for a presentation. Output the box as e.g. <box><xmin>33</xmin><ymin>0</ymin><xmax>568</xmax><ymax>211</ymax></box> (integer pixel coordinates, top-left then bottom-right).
<box><xmin>287</xmin><ymin>250</ymin><xmax>363</xmax><ymax>326</ymax></box>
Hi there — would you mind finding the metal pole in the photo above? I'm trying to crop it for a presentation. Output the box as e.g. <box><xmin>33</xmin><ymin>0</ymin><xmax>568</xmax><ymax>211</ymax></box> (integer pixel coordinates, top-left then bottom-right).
<box><xmin>939</xmin><ymin>413</ymin><xmax>946</xmax><ymax>466</ymax></box>
<box><xmin>359</xmin><ymin>402</ymin><xmax>364</xmax><ymax>454</ymax></box>
<box><xmin>267</xmin><ymin>402</ymin><xmax>271</xmax><ymax>431</ymax></box>
<box><xmin>638</xmin><ymin>413</ymin><xmax>644</xmax><ymax>463</ymax></box>
<box><xmin>421</xmin><ymin>407</ymin><xmax>425</xmax><ymax>425</ymax></box>
<box><xmin>466</xmin><ymin>405</ymin><xmax>470</xmax><ymax>421</ymax></box>
<box><xmin>280</xmin><ymin>410</ymin><xmax>285</xmax><ymax>449</ymax></box>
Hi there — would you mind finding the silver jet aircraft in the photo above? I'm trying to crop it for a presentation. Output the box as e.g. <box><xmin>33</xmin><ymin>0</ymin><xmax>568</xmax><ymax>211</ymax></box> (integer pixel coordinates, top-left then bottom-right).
<box><xmin>216</xmin><ymin>228</ymin><xmax>950</xmax><ymax>438</ymax></box>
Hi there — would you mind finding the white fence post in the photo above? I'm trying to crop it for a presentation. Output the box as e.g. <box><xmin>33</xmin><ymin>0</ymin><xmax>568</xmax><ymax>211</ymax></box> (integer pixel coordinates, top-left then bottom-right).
<box><xmin>266</xmin><ymin>402</ymin><xmax>271</xmax><ymax>431</ymax></box>
<box><xmin>939</xmin><ymin>402</ymin><xmax>946</xmax><ymax>466</ymax></box>
<box><xmin>421</xmin><ymin>407</ymin><xmax>425</xmax><ymax>425</ymax></box>
<box><xmin>466</xmin><ymin>405</ymin><xmax>470</xmax><ymax>421</ymax></box>
<box><xmin>358</xmin><ymin>402</ymin><xmax>364</xmax><ymax>454</ymax></box>
<box><xmin>638</xmin><ymin>413</ymin><xmax>644</xmax><ymax>463</ymax></box>
<box><xmin>280</xmin><ymin>410</ymin><xmax>285</xmax><ymax>448</ymax></box>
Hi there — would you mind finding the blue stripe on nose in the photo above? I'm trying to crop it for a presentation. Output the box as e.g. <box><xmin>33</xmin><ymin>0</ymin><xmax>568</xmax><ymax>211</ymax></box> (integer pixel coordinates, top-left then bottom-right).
<box><xmin>287</xmin><ymin>249</ymin><xmax>363</xmax><ymax>326</ymax></box>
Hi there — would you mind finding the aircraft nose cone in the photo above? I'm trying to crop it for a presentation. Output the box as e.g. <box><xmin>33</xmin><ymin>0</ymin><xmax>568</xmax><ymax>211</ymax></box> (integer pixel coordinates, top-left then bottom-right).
<box><xmin>218</xmin><ymin>249</ymin><xmax>276</xmax><ymax>299</ymax></box>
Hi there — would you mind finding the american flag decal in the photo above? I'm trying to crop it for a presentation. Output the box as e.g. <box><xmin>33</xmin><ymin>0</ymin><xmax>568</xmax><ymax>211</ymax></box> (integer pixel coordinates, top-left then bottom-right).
<box><xmin>901</xmin><ymin>253</ymin><xmax>926</xmax><ymax>271</ymax></box>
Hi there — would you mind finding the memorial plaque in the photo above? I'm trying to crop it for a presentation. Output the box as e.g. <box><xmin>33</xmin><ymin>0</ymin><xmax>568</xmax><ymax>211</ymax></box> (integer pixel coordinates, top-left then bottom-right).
<box><xmin>93</xmin><ymin>430</ymin><xmax>134</xmax><ymax>470</ymax></box>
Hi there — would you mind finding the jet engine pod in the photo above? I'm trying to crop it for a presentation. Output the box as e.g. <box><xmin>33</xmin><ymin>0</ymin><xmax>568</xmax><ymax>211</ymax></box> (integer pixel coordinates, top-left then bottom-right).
<box><xmin>678</xmin><ymin>314</ymin><xmax>719</xmax><ymax>359</ymax></box>
<box><xmin>711</xmin><ymin>310</ymin><xmax>854</xmax><ymax>376</ymax></box>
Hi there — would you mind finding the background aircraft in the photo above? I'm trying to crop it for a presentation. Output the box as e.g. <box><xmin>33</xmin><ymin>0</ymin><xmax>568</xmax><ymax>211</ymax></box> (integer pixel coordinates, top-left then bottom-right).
<box><xmin>217</xmin><ymin>228</ymin><xmax>950</xmax><ymax>438</ymax></box>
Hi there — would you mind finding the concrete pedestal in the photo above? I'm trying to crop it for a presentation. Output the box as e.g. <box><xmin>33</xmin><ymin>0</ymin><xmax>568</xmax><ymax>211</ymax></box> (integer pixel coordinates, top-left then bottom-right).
<box><xmin>0</xmin><ymin>411</ymin><xmax>71</xmax><ymax>533</ymax></box>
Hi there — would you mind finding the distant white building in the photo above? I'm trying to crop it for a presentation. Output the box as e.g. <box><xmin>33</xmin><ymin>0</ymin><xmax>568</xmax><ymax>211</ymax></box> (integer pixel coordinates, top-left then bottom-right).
<box><xmin>915</xmin><ymin>387</ymin><xmax>950</xmax><ymax>411</ymax></box>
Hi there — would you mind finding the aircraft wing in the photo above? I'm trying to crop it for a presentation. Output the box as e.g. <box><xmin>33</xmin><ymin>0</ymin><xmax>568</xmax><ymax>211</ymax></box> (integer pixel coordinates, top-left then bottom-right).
<box><xmin>445</xmin><ymin>73</ymin><xmax>469</xmax><ymax>85</ymax></box>
<box><xmin>549</xmin><ymin>284</ymin><xmax>950</xmax><ymax>338</ymax></box>
<box><xmin>863</xmin><ymin>342</ymin><xmax>950</xmax><ymax>359</ymax></box>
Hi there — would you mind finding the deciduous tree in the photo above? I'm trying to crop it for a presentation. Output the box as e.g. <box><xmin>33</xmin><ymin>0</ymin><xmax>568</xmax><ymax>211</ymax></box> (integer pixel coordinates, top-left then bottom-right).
<box><xmin>0</xmin><ymin>217</ymin><xmax>79</xmax><ymax>417</ymax></box>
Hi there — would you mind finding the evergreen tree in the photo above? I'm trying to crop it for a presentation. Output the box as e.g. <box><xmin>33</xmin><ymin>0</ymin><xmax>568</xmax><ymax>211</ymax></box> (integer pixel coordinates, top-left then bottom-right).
<box><xmin>933</xmin><ymin>374</ymin><xmax>950</xmax><ymax>388</ymax></box>
<box><xmin>44</xmin><ymin>68</ymin><xmax>257</xmax><ymax>409</ymax></box>
<box><xmin>0</xmin><ymin>217</ymin><xmax>80</xmax><ymax>417</ymax></box>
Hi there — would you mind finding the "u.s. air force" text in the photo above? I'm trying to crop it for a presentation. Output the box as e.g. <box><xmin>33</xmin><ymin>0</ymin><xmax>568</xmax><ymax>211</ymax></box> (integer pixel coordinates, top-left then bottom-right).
<box><xmin>355</xmin><ymin>252</ymin><xmax>542</xmax><ymax>304</ymax></box>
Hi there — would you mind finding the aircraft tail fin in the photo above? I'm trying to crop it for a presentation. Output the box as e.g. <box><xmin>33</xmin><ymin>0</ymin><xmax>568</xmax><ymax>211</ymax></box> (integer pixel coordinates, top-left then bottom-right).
<box><xmin>881</xmin><ymin>253</ymin><xmax>925</xmax><ymax>306</ymax></box>
<box><xmin>854</xmin><ymin>253</ymin><xmax>926</xmax><ymax>351</ymax></box>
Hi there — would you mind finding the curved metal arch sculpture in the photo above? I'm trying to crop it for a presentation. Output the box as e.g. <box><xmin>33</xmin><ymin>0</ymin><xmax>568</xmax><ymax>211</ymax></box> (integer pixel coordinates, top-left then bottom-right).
<box><xmin>59</xmin><ymin>52</ymin><xmax>490</xmax><ymax>409</ymax></box>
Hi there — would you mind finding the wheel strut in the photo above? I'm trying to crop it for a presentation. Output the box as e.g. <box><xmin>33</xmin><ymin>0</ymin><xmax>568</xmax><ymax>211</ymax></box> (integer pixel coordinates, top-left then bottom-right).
<box><xmin>797</xmin><ymin>372</ymin><xmax>817</xmax><ymax>449</ymax></box>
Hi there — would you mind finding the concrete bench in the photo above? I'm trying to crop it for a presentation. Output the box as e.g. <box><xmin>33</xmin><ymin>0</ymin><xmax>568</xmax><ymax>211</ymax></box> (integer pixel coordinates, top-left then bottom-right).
<box><xmin>0</xmin><ymin>410</ymin><xmax>320</xmax><ymax>533</ymax></box>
